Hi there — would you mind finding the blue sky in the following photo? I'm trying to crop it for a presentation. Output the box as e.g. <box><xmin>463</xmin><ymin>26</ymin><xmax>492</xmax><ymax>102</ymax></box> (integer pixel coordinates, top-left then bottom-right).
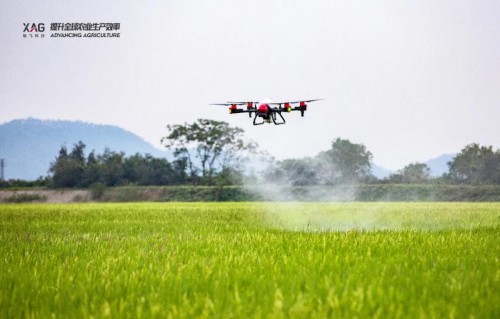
<box><xmin>1</xmin><ymin>0</ymin><xmax>499</xmax><ymax>170</ymax></box>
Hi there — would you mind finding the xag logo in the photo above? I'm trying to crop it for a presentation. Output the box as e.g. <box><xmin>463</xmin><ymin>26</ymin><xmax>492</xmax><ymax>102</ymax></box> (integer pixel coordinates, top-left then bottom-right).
<box><xmin>23</xmin><ymin>23</ymin><xmax>45</xmax><ymax>38</ymax></box>
<box><xmin>23</xmin><ymin>23</ymin><xmax>45</xmax><ymax>32</ymax></box>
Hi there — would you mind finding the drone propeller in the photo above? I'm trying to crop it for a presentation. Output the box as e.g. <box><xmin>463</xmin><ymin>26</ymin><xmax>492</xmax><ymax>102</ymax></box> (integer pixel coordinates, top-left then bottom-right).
<box><xmin>210</xmin><ymin>101</ymin><xmax>259</xmax><ymax>106</ymax></box>
<box><xmin>226</xmin><ymin>101</ymin><xmax>260</xmax><ymax>105</ymax></box>
<box><xmin>298</xmin><ymin>98</ymin><xmax>323</xmax><ymax>103</ymax></box>
<box><xmin>268</xmin><ymin>99</ymin><xmax>323</xmax><ymax>105</ymax></box>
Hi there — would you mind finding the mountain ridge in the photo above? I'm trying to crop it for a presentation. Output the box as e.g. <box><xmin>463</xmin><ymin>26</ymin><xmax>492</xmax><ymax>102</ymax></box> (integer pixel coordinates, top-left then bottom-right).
<box><xmin>0</xmin><ymin>118</ymin><xmax>169</xmax><ymax>180</ymax></box>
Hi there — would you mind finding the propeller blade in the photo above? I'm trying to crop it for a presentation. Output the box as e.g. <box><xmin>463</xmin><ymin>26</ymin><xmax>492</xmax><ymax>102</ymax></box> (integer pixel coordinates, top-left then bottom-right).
<box><xmin>213</xmin><ymin>99</ymin><xmax>323</xmax><ymax>106</ymax></box>
<box><xmin>288</xmin><ymin>99</ymin><xmax>323</xmax><ymax>104</ymax></box>
<box><xmin>225</xmin><ymin>101</ymin><xmax>260</xmax><ymax>105</ymax></box>
<box><xmin>268</xmin><ymin>99</ymin><xmax>323</xmax><ymax>105</ymax></box>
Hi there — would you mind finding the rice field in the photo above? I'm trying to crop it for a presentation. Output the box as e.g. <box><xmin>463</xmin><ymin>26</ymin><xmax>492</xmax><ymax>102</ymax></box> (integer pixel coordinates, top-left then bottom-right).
<box><xmin>1</xmin><ymin>202</ymin><xmax>499</xmax><ymax>318</ymax></box>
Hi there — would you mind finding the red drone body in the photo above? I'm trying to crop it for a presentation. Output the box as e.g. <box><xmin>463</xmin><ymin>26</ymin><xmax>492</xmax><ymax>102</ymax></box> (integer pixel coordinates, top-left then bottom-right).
<box><xmin>211</xmin><ymin>98</ymin><xmax>322</xmax><ymax>125</ymax></box>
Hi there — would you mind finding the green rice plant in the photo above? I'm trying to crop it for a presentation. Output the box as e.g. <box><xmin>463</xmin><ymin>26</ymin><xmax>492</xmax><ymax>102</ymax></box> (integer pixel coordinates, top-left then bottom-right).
<box><xmin>0</xmin><ymin>203</ymin><xmax>499</xmax><ymax>318</ymax></box>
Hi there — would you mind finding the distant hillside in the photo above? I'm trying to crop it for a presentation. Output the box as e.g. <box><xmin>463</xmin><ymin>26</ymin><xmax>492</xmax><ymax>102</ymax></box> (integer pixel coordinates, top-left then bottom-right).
<box><xmin>0</xmin><ymin>118</ymin><xmax>170</xmax><ymax>180</ymax></box>
<box><xmin>371</xmin><ymin>164</ymin><xmax>392</xmax><ymax>179</ymax></box>
<box><xmin>372</xmin><ymin>154</ymin><xmax>455</xmax><ymax>179</ymax></box>
<box><xmin>372</xmin><ymin>154</ymin><xmax>457</xmax><ymax>179</ymax></box>
<box><xmin>426</xmin><ymin>154</ymin><xmax>455</xmax><ymax>177</ymax></box>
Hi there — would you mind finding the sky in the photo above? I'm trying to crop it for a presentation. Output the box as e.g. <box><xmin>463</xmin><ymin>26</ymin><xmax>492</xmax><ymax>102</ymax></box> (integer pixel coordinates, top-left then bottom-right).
<box><xmin>1</xmin><ymin>0</ymin><xmax>499</xmax><ymax>170</ymax></box>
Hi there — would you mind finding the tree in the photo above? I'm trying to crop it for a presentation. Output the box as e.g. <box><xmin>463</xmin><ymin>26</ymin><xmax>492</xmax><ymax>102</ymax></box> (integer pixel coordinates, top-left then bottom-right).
<box><xmin>264</xmin><ymin>158</ymin><xmax>319</xmax><ymax>186</ymax></box>
<box><xmin>49</xmin><ymin>142</ymin><xmax>87</xmax><ymax>187</ymax></box>
<box><xmin>448</xmin><ymin>143</ymin><xmax>500</xmax><ymax>184</ymax></box>
<box><xmin>123</xmin><ymin>154</ymin><xmax>177</xmax><ymax>185</ymax></box>
<box><xmin>317</xmin><ymin>138</ymin><xmax>373</xmax><ymax>184</ymax></box>
<box><xmin>98</xmin><ymin>149</ymin><xmax>125</xmax><ymax>186</ymax></box>
<box><xmin>82</xmin><ymin>150</ymin><xmax>102</xmax><ymax>186</ymax></box>
<box><xmin>389</xmin><ymin>163</ymin><xmax>431</xmax><ymax>183</ymax></box>
<box><xmin>49</xmin><ymin>141</ymin><xmax>191</xmax><ymax>187</ymax></box>
<box><xmin>161</xmin><ymin>119</ymin><xmax>258</xmax><ymax>185</ymax></box>
<box><xmin>216</xmin><ymin>166</ymin><xmax>244</xmax><ymax>186</ymax></box>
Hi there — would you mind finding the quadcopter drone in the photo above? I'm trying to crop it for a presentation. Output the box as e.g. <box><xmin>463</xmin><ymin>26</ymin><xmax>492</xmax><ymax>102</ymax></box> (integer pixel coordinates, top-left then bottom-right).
<box><xmin>211</xmin><ymin>98</ymin><xmax>322</xmax><ymax>125</ymax></box>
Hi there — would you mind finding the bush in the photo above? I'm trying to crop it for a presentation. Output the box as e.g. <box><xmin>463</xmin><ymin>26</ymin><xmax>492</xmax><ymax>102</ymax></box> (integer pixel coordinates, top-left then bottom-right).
<box><xmin>89</xmin><ymin>183</ymin><xmax>107</xmax><ymax>201</ymax></box>
<box><xmin>92</xmin><ymin>184</ymin><xmax>500</xmax><ymax>202</ymax></box>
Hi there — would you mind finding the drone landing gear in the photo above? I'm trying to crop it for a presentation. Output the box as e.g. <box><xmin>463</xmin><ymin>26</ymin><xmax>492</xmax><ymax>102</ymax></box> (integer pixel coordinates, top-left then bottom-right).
<box><xmin>253</xmin><ymin>112</ymin><xmax>286</xmax><ymax>125</ymax></box>
<box><xmin>272</xmin><ymin>112</ymin><xmax>286</xmax><ymax>125</ymax></box>
<box><xmin>253</xmin><ymin>113</ymin><xmax>265</xmax><ymax>125</ymax></box>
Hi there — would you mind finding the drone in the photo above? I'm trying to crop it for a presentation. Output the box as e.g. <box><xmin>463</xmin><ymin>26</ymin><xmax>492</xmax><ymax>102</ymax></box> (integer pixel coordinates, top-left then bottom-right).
<box><xmin>211</xmin><ymin>98</ymin><xmax>322</xmax><ymax>125</ymax></box>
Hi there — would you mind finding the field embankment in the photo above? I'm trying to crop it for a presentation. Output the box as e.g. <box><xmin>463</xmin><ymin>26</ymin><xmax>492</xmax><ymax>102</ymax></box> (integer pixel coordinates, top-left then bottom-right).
<box><xmin>2</xmin><ymin>184</ymin><xmax>500</xmax><ymax>202</ymax></box>
<box><xmin>0</xmin><ymin>189</ymin><xmax>89</xmax><ymax>203</ymax></box>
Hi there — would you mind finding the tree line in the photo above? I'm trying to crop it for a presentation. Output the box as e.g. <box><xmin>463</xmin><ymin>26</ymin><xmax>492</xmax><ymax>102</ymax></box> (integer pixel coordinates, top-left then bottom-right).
<box><xmin>2</xmin><ymin>118</ymin><xmax>499</xmax><ymax>188</ymax></box>
<box><xmin>47</xmin><ymin>119</ymin><xmax>255</xmax><ymax>188</ymax></box>
<box><xmin>48</xmin><ymin>142</ymin><xmax>187</xmax><ymax>187</ymax></box>
<box><xmin>267</xmin><ymin>140</ymin><xmax>500</xmax><ymax>186</ymax></box>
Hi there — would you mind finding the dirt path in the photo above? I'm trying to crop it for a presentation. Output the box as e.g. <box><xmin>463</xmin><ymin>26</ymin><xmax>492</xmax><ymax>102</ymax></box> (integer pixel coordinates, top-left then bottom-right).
<box><xmin>0</xmin><ymin>190</ymin><xmax>90</xmax><ymax>203</ymax></box>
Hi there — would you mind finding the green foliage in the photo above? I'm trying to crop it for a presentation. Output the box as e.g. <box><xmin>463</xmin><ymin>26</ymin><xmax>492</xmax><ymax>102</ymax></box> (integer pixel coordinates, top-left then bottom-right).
<box><xmin>215</xmin><ymin>167</ymin><xmax>244</xmax><ymax>186</ymax></box>
<box><xmin>321</xmin><ymin>138</ymin><xmax>373</xmax><ymax>183</ymax></box>
<box><xmin>161</xmin><ymin>119</ymin><xmax>258</xmax><ymax>185</ymax></box>
<box><xmin>42</xmin><ymin>132</ymin><xmax>500</xmax><ymax>189</ymax></box>
<box><xmin>267</xmin><ymin>138</ymin><xmax>374</xmax><ymax>186</ymax></box>
<box><xmin>101</xmin><ymin>186</ymin><xmax>257</xmax><ymax>202</ymax></box>
<box><xmin>1</xmin><ymin>203</ymin><xmax>498</xmax><ymax>318</ymax></box>
<box><xmin>73</xmin><ymin>184</ymin><xmax>500</xmax><ymax>202</ymax></box>
<box><xmin>265</xmin><ymin>157</ymin><xmax>319</xmax><ymax>186</ymax></box>
<box><xmin>49</xmin><ymin>142</ymin><xmax>86</xmax><ymax>187</ymax></box>
<box><xmin>0</xmin><ymin>177</ymin><xmax>50</xmax><ymax>189</ymax></box>
<box><xmin>354</xmin><ymin>184</ymin><xmax>500</xmax><ymax>201</ymax></box>
<box><xmin>43</xmin><ymin>129</ymin><xmax>500</xmax><ymax>189</ymax></box>
<box><xmin>448</xmin><ymin>143</ymin><xmax>500</xmax><ymax>184</ymax></box>
<box><xmin>89</xmin><ymin>183</ymin><xmax>106</xmax><ymax>201</ymax></box>
<box><xmin>49</xmin><ymin>143</ymin><xmax>185</xmax><ymax>188</ymax></box>
<box><xmin>389</xmin><ymin>162</ymin><xmax>431</xmax><ymax>183</ymax></box>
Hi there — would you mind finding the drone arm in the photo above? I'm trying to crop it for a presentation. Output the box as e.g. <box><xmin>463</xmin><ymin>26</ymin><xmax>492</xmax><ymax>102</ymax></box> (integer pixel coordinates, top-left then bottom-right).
<box><xmin>290</xmin><ymin>106</ymin><xmax>307</xmax><ymax>116</ymax></box>
<box><xmin>230</xmin><ymin>109</ymin><xmax>255</xmax><ymax>114</ymax></box>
